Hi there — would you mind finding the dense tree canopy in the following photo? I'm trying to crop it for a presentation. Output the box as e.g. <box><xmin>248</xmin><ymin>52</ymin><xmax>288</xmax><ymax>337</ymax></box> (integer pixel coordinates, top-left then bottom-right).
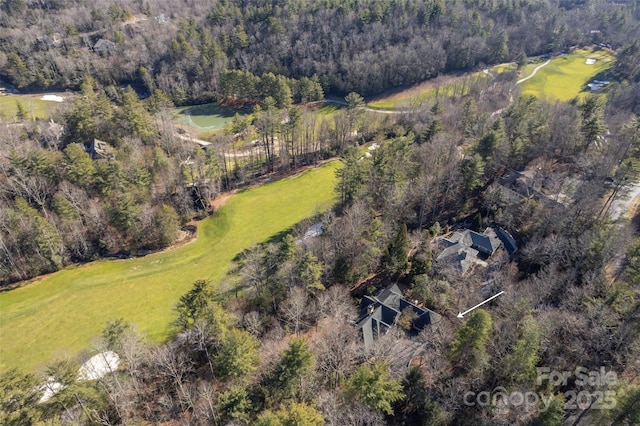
<box><xmin>1</xmin><ymin>0</ymin><xmax>638</xmax><ymax>101</ymax></box>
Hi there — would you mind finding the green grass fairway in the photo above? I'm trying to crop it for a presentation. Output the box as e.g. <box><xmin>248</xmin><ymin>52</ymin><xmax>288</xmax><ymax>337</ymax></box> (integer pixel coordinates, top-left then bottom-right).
<box><xmin>175</xmin><ymin>103</ymin><xmax>247</xmax><ymax>131</ymax></box>
<box><xmin>519</xmin><ymin>48</ymin><xmax>615</xmax><ymax>101</ymax></box>
<box><xmin>0</xmin><ymin>161</ymin><xmax>338</xmax><ymax>372</ymax></box>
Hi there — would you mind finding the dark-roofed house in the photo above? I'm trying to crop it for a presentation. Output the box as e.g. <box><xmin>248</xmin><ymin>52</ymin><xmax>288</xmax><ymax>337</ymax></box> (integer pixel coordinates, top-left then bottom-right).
<box><xmin>436</xmin><ymin>228</ymin><xmax>502</xmax><ymax>274</ymax></box>
<box><xmin>355</xmin><ymin>284</ymin><xmax>439</xmax><ymax>347</ymax></box>
<box><xmin>496</xmin><ymin>168</ymin><xmax>565</xmax><ymax>207</ymax></box>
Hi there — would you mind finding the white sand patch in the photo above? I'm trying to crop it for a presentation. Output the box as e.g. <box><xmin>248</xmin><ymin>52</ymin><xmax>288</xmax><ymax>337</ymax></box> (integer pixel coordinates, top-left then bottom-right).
<box><xmin>37</xmin><ymin>351</ymin><xmax>120</xmax><ymax>404</ymax></box>
<box><xmin>38</xmin><ymin>378</ymin><xmax>64</xmax><ymax>403</ymax></box>
<box><xmin>78</xmin><ymin>351</ymin><xmax>120</xmax><ymax>381</ymax></box>
<box><xmin>41</xmin><ymin>94</ymin><xmax>64</xmax><ymax>102</ymax></box>
<box><xmin>585</xmin><ymin>58</ymin><xmax>597</xmax><ymax>65</ymax></box>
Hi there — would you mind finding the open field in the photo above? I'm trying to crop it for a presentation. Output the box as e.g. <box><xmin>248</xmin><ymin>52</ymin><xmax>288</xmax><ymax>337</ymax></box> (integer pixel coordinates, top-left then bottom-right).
<box><xmin>0</xmin><ymin>92</ymin><xmax>69</xmax><ymax>121</ymax></box>
<box><xmin>0</xmin><ymin>161</ymin><xmax>339</xmax><ymax>372</ymax></box>
<box><xmin>518</xmin><ymin>47</ymin><xmax>615</xmax><ymax>101</ymax></box>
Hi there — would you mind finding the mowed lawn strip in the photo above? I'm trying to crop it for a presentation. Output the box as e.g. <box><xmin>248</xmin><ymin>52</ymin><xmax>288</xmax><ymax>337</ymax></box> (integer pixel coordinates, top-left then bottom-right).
<box><xmin>0</xmin><ymin>161</ymin><xmax>338</xmax><ymax>372</ymax></box>
<box><xmin>519</xmin><ymin>48</ymin><xmax>614</xmax><ymax>101</ymax></box>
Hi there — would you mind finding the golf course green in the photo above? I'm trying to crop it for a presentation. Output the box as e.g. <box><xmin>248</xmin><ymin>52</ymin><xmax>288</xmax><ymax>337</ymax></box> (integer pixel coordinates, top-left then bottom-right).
<box><xmin>0</xmin><ymin>161</ymin><xmax>338</xmax><ymax>372</ymax></box>
<box><xmin>175</xmin><ymin>102</ymin><xmax>246</xmax><ymax>131</ymax></box>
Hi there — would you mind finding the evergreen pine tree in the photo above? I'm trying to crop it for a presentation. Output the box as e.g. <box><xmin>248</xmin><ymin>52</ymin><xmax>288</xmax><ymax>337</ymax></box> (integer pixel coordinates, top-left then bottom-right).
<box><xmin>384</xmin><ymin>223</ymin><xmax>409</xmax><ymax>274</ymax></box>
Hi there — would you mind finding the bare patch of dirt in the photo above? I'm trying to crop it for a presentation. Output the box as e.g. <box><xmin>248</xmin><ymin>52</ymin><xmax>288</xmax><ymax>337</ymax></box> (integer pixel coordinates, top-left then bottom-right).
<box><xmin>137</xmin><ymin>224</ymin><xmax>198</xmax><ymax>256</ymax></box>
<box><xmin>210</xmin><ymin>191</ymin><xmax>236</xmax><ymax>211</ymax></box>
<box><xmin>300</xmin><ymin>101</ymin><xmax>325</xmax><ymax>111</ymax></box>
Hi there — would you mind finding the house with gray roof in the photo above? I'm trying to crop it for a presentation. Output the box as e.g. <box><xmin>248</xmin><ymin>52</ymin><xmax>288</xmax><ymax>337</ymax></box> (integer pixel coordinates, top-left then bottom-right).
<box><xmin>93</xmin><ymin>39</ymin><xmax>116</xmax><ymax>56</ymax></box>
<box><xmin>355</xmin><ymin>284</ymin><xmax>439</xmax><ymax>347</ymax></box>
<box><xmin>436</xmin><ymin>228</ymin><xmax>502</xmax><ymax>274</ymax></box>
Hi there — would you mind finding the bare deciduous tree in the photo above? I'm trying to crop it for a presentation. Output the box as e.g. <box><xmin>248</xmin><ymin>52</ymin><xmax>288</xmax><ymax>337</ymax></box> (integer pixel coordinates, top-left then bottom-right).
<box><xmin>280</xmin><ymin>287</ymin><xmax>309</xmax><ymax>336</ymax></box>
<box><xmin>314</xmin><ymin>318</ymin><xmax>360</xmax><ymax>388</ymax></box>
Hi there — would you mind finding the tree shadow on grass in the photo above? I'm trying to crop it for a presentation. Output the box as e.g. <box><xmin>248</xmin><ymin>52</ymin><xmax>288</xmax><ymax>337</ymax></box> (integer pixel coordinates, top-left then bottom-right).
<box><xmin>230</xmin><ymin>214</ymin><xmax>325</xmax><ymax>263</ymax></box>
<box><xmin>179</xmin><ymin>103</ymin><xmax>236</xmax><ymax>118</ymax></box>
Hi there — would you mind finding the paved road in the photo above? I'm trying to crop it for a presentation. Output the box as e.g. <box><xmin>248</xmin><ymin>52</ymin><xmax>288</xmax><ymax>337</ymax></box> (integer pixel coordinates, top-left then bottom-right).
<box><xmin>174</xmin><ymin>132</ymin><xmax>210</xmax><ymax>146</ymax></box>
<box><xmin>176</xmin><ymin>132</ymin><xmax>284</xmax><ymax>159</ymax></box>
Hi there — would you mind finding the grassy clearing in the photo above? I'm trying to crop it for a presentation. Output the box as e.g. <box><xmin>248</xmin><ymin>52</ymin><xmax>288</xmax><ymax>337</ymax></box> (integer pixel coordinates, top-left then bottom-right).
<box><xmin>367</xmin><ymin>99</ymin><xmax>398</xmax><ymax>109</ymax></box>
<box><xmin>519</xmin><ymin>47</ymin><xmax>615</xmax><ymax>101</ymax></box>
<box><xmin>315</xmin><ymin>102</ymin><xmax>342</xmax><ymax>116</ymax></box>
<box><xmin>0</xmin><ymin>161</ymin><xmax>339</xmax><ymax>372</ymax></box>
<box><xmin>0</xmin><ymin>93</ymin><xmax>67</xmax><ymax>121</ymax></box>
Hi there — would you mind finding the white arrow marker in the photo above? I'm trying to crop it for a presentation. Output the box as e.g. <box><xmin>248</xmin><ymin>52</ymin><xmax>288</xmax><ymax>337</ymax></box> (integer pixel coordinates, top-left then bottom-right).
<box><xmin>457</xmin><ymin>291</ymin><xmax>504</xmax><ymax>318</ymax></box>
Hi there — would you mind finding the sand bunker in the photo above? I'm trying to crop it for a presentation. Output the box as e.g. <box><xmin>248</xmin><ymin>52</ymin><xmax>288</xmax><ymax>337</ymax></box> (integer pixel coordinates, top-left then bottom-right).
<box><xmin>38</xmin><ymin>378</ymin><xmax>64</xmax><ymax>403</ymax></box>
<box><xmin>37</xmin><ymin>351</ymin><xmax>120</xmax><ymax>403</ymax></box>
<box><xmin>78</xmin><ymin>351</ymin><xmax>120</xmax><ymax>381</ymax></box>
<box><xmin>41</xmin><ymin>94</ymin><xmax>64</xmax><ymax>102</ymax></box>
<box><xmin>585</xmin><ymin>58</ymin><xmax>597</xmax><ymax>65</ymax></box>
